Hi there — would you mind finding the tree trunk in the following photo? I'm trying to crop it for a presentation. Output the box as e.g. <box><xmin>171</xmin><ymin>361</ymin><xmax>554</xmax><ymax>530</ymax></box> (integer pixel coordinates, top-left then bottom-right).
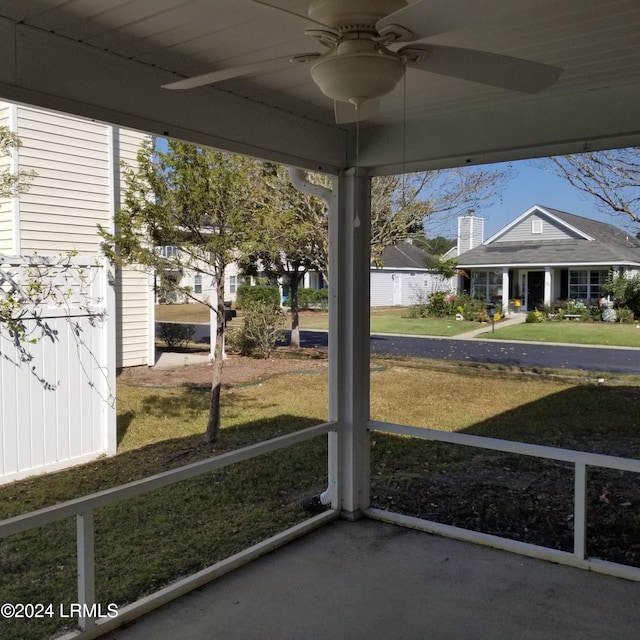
<box><xmin>205</xmin><ymin>278</ymin><xmax>226</xmax><ymax>443</ymax></box>
<box><xmin>289</xmin><ymin>274</ymin><xmax>302</xmax><ymax>349</ymax></box>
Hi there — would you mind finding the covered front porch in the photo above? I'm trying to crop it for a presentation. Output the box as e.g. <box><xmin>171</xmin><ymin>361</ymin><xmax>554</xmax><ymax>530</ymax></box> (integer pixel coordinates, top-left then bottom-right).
<box><xmin>104</xmin><ymin>518</ymin><xmax>639</xmax><ymax>640</ymax></box>
<box><xmin>1</xmin><ymin>2</ymin><xmax>640</xmax><ymax>638</ymax></box>
<box><xmin>466</xmin><ymin>266</ymin><xmax>614</xmax><ymax>314</ymax></box>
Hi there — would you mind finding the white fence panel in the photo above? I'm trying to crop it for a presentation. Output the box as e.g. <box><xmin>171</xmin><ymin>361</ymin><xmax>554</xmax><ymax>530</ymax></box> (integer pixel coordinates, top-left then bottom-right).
<box><xmin>0</xmin><ymin>255</ymin><xmax>115</xmax><ymax>484</ymax></box>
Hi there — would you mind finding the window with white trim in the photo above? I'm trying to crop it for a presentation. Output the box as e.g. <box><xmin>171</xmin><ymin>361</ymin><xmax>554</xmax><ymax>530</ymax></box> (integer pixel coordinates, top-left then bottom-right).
<box><xmin>471</xmin><ymin>271</ymin><xmax>502</xmax><ymax>300</ymax></box>
<box><xmin>569</xmin><ymin>269</ymin><xmax>608</xmax><ymax>301</ymax></box>
<box><xmin>161</xmin><ymin>245</ymin><xmax>178</xmax><ymax>258</ymax></box>
<box><xmin>194</xmin><ymin>274</ymin><xmax>202</xmax><ymax>294</ymax></box>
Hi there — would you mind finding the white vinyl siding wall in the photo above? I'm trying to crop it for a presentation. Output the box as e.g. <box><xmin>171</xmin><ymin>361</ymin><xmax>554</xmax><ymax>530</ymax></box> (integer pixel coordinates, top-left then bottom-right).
<box><xmin>1</xmin><ymin>101</ymin><xmax>152</xmax><ymax>367</ymax></box>
<box><xmin>0</xmin><ymin>103</ymin><xmax>14</xmax><ymax>252</ymax></box>
<box><xmin>15</xmin><ymin>107</ymin><xmax>111</xmax><ymax>254</ymax></box>
<box><xmin>117</xmin><ymin>268</ymin><xmax>151</xmax><ymax>367</ymax></box>
<box><xmin>370</xmin><ymin>270</ymin><xmax>446</xmax><ymax>307</ymax></box>
<box><xmin>370</xmin><ymin>271</ymin><xmax>394</xmax><ymax>307</ymax></box>
<box><xmin>115</xmin><ymin>127</ymin><xmax>152</xmax><ymax>368</ymax></box>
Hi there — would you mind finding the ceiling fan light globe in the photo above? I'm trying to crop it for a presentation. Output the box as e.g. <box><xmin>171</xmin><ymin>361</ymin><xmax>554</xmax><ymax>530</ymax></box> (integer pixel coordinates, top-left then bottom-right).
<box><xmin>310</xmin><ymin>52</ymin><xmax>404</xmax><ymax>104</ymax></box>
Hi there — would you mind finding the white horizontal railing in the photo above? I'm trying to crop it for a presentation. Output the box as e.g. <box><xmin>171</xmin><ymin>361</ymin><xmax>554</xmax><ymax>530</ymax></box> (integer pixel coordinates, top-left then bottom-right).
<box><xmin>0</xmin><ymin>421</ymin><xmax>338</xmax><ymax>639</ymax></box>
<box><xmin>368</xmin><ymin>420</ymin><xmax>640</xmax><ymax>583</ymax></box>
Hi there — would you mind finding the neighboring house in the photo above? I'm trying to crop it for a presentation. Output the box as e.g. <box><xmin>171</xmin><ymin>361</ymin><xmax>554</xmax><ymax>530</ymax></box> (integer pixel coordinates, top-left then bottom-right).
<box><xmin>455</xmin><ymin>205</ymin><xmax>640</xmax><ymax>313</ymax></box>
<box><xmin>156</xmin><ymin>247</ymin><xmax>243</xmax><ymax>305</ymax></box>
<box><xmin>370</xmin><ymin>240</ymin><xmax>450</xmax><ymax>307</ymax></box>
<box><xmin>0</xmin><ymin>100</ymin><xmax>154</xmax><ymax>368</ymax></box>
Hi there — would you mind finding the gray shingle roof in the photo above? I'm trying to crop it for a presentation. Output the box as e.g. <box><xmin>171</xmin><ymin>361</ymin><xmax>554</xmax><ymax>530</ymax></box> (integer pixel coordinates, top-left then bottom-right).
<box><xmin>376</xmin><ymin>241</ymin><xmax>433</xmax><ymax>270</ymax></box>
<box><xmin>458</xmin><ymin>207</ymin><xmax>640</xmax><ymax>268</ymax></box>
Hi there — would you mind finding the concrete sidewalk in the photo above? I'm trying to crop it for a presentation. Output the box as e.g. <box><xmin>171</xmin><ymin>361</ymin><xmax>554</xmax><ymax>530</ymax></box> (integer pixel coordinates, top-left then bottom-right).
<box><xmin>450</xmin><ymin>311</ymin><xmax>528</xmax><ymax>339</ymax></box>
<box><xmin>104</xmin><ymin>519</ymin><xmax>640</xmax><ymax>640</ymax></box>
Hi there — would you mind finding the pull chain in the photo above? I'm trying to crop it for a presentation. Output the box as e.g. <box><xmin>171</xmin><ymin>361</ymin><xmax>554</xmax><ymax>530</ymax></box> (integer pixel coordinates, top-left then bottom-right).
<box><xmin>354</xmin><ymin>104</ymin><xmax>361</xmax><ymax>228</ymax></box>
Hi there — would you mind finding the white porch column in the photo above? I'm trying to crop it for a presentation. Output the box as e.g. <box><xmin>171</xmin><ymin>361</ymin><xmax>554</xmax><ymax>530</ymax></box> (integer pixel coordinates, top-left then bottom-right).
<box><xmin>501</xmin><ymin>268</ymin><xmax>509</xmax><ymax>315</ymax></box>
<box><xmin>544</xmin><ymin>267</ymin><xmax>552</xmax><ymax>306</ymax></box>
<box><xmin>328</xmin><ymin>169</ymin><xmax>371</xmax><ymax>520</ymax></box>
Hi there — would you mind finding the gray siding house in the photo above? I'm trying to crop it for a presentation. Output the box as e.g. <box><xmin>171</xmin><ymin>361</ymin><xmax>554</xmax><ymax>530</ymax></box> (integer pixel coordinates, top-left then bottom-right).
<box><xmin>456</xmin><ymin>205</ymin><xmax>640</xmax><ymax>313</ymax></box>
<box><xmin>370</xmin><ymin>241</ymin><xmax>449</xmax><ymax>307</ymax></box>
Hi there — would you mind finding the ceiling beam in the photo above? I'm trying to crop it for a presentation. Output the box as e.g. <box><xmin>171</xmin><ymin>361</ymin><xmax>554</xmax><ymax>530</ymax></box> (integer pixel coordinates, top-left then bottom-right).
<box><xmin>0</xmin><ymin>19</ymin><xmax>347</xmax><ymax>175</ymax></box>
<box><xmin>358</xmin><ymin>86</ymin><xmax>640</xmax><ymax>175</ymax></box>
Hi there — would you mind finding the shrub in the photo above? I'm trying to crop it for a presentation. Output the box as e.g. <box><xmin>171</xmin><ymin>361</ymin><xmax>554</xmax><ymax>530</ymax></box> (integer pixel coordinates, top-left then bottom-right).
<box><xmin>616</xmin><ymin>307</ymin><xmax>635</xmax><ymax>323</ymax></box>
<box><xmin>458</xmin><ymin>294</ymin><xmax>490</xmax><ymax>321</ymax></box>
<box><xmin>235</xmin><ymin>284</ymin><xmax>280</xmax><ymax>309</ymax></box>
<box><xmin>603</xmin><ymin>272</ymin><xmax>640</xmax><ymax>317</ymax></box>
<box><xmin>231</xmin><ymin>301</ymin><xmax>285</xmax><ymax>359</ymax></box>
<box><xmin>525</xmin><ymin>309</ymin><xmax>546</xmax><ymax>323</ymax></box>
<box><xmin>427</xmin><ymin>291</ymin><xmax>456</xmax><ymax>317</ymax></box>
<box><xmin>409</xmin><ymin>288</ymin><xmax>430</xmax><ymax>318</ymax></box>
<box><xmin>157</xmin><ymin>322</ymin><xmax>195</xmax><ymax>348</ymax></box>
<box><xmin>283</xmin><ymin>287</ymin><xmax>329</xmax><ymax>310</ymax></box>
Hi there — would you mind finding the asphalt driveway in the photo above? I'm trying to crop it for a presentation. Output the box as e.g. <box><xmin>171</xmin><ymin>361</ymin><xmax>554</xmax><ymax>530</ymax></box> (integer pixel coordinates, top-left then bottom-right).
<box><xmin>296</xmin><ymin>330</ymin><xmax>640</xmax><ymax>375</ymax></box>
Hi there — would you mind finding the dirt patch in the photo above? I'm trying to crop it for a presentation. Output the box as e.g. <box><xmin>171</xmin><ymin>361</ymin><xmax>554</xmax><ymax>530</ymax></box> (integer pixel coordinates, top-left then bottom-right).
<box><xmin>371</xmin><ymin>447</ymin><xmax>640</xmax><ymax>568</ymax></box>
<box><xmin>118</xmin><ymin>350</ymin><xmax>328</xmax><ymax>387</ymax></box>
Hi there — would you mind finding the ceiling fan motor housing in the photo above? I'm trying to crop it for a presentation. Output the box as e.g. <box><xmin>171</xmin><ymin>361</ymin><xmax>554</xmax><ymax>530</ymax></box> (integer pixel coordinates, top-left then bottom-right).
<box><xmin>310</xmin><ymin>39</ymin><xmax>404</xmax><ymax>105</ymax></box>
<box><xmin>308</xmin><ymin>0</ymin><xmax>407</xmax><ymax>31</ymax></box>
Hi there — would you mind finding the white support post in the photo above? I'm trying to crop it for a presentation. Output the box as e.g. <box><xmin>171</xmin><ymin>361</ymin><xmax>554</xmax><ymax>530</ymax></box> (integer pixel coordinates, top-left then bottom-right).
<box><xmin>544</xmin><ymin>267</ymin><xmax>552</xmax><ymax>307</ymax></box>
<box><xmin>77</xmin><ymin>510</ymin><xmax>96</xmax><ymax>630</ymax></box>
<box><xmin>104</xmin><ymin>258</ymin><xmax>117</xmax><ymax>455</ymax></box>
<box><xmin>501</xmin><ymin>268</ymin><xmax>509</xmax><ymax>316</ymax></box>
<box><xmin>328</xmin><ymin>170</ymin><xmax>371</xmax><ymax>520</ymax></box>
<box><xmin>574</xmin><ymin>462</ymin><xmax>587</xmax><ymax>559</ymax></box>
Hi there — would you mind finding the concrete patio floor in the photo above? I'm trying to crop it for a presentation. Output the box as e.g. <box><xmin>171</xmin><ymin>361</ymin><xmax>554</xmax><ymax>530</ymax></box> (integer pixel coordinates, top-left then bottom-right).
<box><xmin>105</xmin><ymin>518</ymin><xmax>639</xmax><ymax>640</ymax></box>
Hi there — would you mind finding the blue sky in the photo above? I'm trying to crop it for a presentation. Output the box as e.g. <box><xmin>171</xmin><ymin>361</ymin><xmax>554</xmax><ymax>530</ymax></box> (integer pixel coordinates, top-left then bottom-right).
<box><xmin>430</xmin><ymin>158</ymin><xmax>613</xmax><ymax>240</ymax></box>
<box><xmin>156</xmin><ymin>136</ymin><xmax>628</xmax><ymax>240</ymax></box>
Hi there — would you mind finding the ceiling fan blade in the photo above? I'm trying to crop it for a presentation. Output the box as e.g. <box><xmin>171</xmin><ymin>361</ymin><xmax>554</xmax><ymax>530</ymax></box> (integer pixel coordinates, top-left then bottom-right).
<box><xmin>163</xmin><ymin>53</ymin><xmax>320</xmax><ymax>90</ymax></box>
<box><xmin>402</xmin><ymin>44</ymin><xmax>563</xmax><ymax>93</ymax></box>
<box><xmin>377</xmin><ymin>0</ymin><xmax>555</xmax><ymax>41</ymax></box>
<box><xmin>334</xmin><ymin>99</ymin><xmax>380</xmax><ymax>124</ymax></box>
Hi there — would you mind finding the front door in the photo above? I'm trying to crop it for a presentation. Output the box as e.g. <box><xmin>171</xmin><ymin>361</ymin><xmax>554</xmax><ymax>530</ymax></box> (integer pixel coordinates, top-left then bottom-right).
<box><xmin>392</xmin><ymin>274</ymin><xmax>402</xmax><ymax>306</ymax></box>
<box><xmin>527</xmin><ymin>271</ymin><xmax>545</xmax><ymax>310</ymax></box>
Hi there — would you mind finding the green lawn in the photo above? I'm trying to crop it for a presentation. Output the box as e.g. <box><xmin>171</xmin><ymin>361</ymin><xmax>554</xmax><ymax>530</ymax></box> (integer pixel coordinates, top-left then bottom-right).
<box><xmin>2</xmin><ymin>359</ymin><xmax>640</xmax><ymax>639</ymax></box>
<box><xmin>156</xmin><ymin>304</ymin><xmax>640</xmax><ymax>347</ymax></box>
<box><xmin>480</xmin><ymin>320</ymin><xmax>640</xmax><ymax>347</ymax></box>
<box><xmin>156</xmin><ymin>303</ymin><xmax>211</xmax><ymax>323</ymax></box>
<box><xmin>301</xmin><ymin>307</ymin><xmax>477</xmax><ymax>336</ymax></box>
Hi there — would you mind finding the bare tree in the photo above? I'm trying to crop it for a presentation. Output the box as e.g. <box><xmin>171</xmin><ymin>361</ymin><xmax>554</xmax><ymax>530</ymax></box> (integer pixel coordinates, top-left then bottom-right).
<box><xmin>546</xmin><ymin>148</ymin><xmax>640</xmax><ymax>229</ymax></box>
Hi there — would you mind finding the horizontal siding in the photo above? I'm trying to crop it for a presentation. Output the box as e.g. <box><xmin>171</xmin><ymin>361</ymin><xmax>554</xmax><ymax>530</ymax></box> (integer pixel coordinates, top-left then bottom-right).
<box><xmin>0</xmin><ymin>201</ymin><xmax>12</xmax><ymax>253</ymax></box>
<box><xmin>0</xmin><ymin>102</ymin><xmax>10</xmax><ymax>123</ymax></box>
<box><xmin>370</xmin><ymin>271</ymin><xmax>394</xmax><ymax>307</ymax></box>
<box><xmin>15</xmin><ymin>104</ymin><xmax>111</xmax><ymax>256</ymax></box>
<box><xmin>116</xmin><ymin>266</ymin><xmax>150</xmax><ymax>368</ymax></box>
<box><xmin>497</xmin><ymin>213</ymin><xmax>580</xmax><ymax>243</ymax></box>
<box><xmin>401</xmin><ymin>272</ymin><xmax>422</xmax><ymax>306</ymax></box>
<box><xmin>119</xmin><ymin>129</ymin><xmax>147</xmax><ymax>163</ymax></box>
<box><xmin>0</xmin><ymin>104</ymin><xmax>13</xmax><ymax>252</ymax></box>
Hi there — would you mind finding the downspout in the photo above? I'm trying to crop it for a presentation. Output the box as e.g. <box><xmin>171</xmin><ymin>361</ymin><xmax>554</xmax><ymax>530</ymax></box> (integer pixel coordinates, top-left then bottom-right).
<box><xmin>288</xmin><ymin>168</ymin><xmax>334</xmax><ymax>512</ymax></box>
<box><xmin>288</xmin><ymin>168</ymin><xmax>332</xmax><ymax>203</ymax></box>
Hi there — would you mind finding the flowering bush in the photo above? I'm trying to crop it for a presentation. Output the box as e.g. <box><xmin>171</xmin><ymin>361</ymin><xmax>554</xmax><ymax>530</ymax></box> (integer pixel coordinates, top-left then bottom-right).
<box><xmin>525</xmin><ymin>309</ymin><xmax>546</xmax><ymax>323</ymax></box>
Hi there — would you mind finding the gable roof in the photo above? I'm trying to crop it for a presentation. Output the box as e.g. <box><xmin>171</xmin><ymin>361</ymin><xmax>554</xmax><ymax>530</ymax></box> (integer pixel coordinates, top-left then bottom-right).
<box><xmin>376</xmin><ymin>241</ymin><xmax>433</xmax><ymax>271</ymax></box>
<box><xmin>457</xmin><ymin>206</ymin><xmax>640</xmax><ymax>268</ymax></box>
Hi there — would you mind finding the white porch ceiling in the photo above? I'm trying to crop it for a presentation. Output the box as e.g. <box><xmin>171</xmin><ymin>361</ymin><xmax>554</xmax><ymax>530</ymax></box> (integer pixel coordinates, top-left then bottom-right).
<box><xmin>0</xmin><ymin>0</ymin><xmax>639</xmax><ymax>174</ymax></box>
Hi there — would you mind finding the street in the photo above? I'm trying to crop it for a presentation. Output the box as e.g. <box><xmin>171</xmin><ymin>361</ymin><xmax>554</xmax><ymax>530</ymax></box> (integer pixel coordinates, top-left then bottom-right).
<box><xmin>296</xmin><ymin>330</ymin><xmax>640</xmax><ymax>375</ymax></box>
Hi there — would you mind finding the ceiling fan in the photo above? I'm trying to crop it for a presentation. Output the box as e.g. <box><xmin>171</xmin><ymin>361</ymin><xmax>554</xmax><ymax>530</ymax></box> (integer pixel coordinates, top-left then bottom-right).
<box><xmin>163</xmin><ymin>0</ymin><xmax>563</xmax><ymax>123</ymax></box>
